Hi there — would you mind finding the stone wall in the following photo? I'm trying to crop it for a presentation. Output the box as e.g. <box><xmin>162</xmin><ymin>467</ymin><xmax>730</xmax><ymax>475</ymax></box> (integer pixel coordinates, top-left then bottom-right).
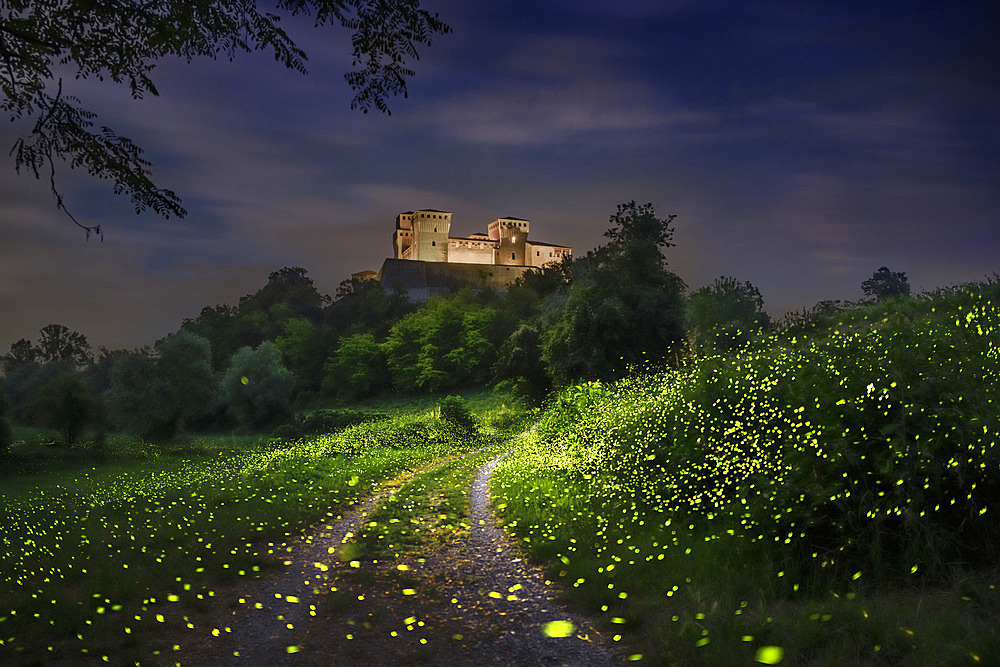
<box><xmin>378</xmin><ymin>258</ymin><xmax>536</xmax><ymax>302</ymax></box>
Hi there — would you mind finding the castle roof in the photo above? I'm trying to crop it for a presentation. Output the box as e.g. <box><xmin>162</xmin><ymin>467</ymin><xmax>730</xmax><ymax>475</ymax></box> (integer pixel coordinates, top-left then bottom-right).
<box><xmin>528</xmin><ymin>239</ymin><xmax>571</xmax><ymax>248</ymax></box>
<box><xmin>498</xmin><ymin>215</ymin><xmax>529</xmax><ymax>221</ymax></box>
<box><xmin>417</xmin><ymin>208</ymin><xmax>451</xmax><ymax>213</ymax></box>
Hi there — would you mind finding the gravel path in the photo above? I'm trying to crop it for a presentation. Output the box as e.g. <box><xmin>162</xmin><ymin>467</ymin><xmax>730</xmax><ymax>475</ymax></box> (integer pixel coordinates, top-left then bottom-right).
<box><xmin>432</xmin><ymin>446</ymin><xmax>621</xmax><ymax>666</ymax></box>
<box><xmin>181</xmin><ymin>439</ymin><xmax>621</xmax><ymax>666</ymax></box>
<box><xmin>216</xmin><ymin>492</ymin><xmax>384</xmax><ymax>664</ymax></box>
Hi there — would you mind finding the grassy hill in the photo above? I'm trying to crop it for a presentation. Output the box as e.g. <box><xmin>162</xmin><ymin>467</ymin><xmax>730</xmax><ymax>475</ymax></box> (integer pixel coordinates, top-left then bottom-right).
<box><xmin>492</xmin><ymin>279</ymin><xmax>1000</xmax><ymax>665</ymax></box>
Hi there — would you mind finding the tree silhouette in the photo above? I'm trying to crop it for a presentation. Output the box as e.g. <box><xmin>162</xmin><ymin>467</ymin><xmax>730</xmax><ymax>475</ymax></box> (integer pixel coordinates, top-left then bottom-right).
<box><xmin>861</xmin><ymin>266</ymin><xmax>910</xmax><ymax>301</ymax></box>
<box><xmin>0</xmin><ymin>0</ymin><xmax>450</xmax><ymax>235</ymax></box>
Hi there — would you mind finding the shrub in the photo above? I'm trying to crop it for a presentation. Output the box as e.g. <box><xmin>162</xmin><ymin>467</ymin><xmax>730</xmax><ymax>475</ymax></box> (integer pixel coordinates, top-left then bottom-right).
<box><xmin>296</xmin><ymin>409</ymin><xmax>387</xmax><ymax>434</ymax></box>
<box><xmin>0</xmin><ymin>391</ymin><xmax>11</xmax><ymax>458</ymax></box>
<box><xmin>438</xmin><ymin>395</ymin><xmax>476</xmax><ymax>432</ymax></box>
<box><xmin>29</xmin><ymin>372</ymin><xmax>103</xmax><ymax>445</ymax></box>
<box><xmin>221</xmin><ymin>342</ymin><xmax>294</xmax><ymax>429</ymax></box>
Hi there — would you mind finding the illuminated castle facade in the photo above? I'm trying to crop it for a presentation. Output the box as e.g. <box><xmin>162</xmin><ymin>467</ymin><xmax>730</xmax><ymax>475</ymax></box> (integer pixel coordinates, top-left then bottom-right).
<box><xmin>391</xmin><ymin>209</ymin><xmax>571</xmax><ymax>268</ymax></box>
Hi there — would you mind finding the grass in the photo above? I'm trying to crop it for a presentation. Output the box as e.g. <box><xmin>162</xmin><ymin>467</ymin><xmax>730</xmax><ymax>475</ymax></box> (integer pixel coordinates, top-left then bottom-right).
<box><xmin>491</xmin><ymin>280</ymin><xmax>1000</xmax><ymax>664</ymax></box>
<box><xmin>0</xmin><ymin>395</ymin><xmax>527</xmax><ymax>665</ymax></box>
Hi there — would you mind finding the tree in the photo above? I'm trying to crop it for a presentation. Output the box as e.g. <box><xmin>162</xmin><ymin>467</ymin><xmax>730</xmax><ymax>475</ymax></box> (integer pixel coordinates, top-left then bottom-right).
<box><xmin>4</xmin><ymin>324</ymin><xmax>92</xmax><ymax>370</ymax></box>
<box><xmin>222</xmin><ymin>342</ymin><xmax>293</xmax><ymax>428</ymax></box>
<box><xmin>2</xmin><ymin>337</ymin><xmax>37</xmax><ymax>374</ymax></box>
<box><xmin>861</xmin><ymin>266</ymin><xmax>910</xmax><ymax>301</ymax></box>
<box><xmin>542</xmin><ymin>202</ymin><xmax>687</xmax><ymax>385</ymax></box>
<box><xmin>493</xmin><ymin>324</ymin><xmax>551</xmax><ymax>405</ymax></box>
<box><xmin>274</xmin><ymin>317</ymin><xmax>336</xmax><ymax>397</ymax></box>
<box><xmin>687</xmin><ymin>276</ymin><xmax>770</xmax><ymax>353</ymax></box>
<box><xmin>155</xmin><ymin>331</ymin><xmax>216</xmax><ymax>432</ymax></box>
<box><xmin>382</xmin><ymin>291</ymin><xmax>514</xmax><ymax>393</ymax></box>
<box><xmin>1</xmin><ymin>1</ymin><xmax>450</xmax><ymax>234</ymax></box>
<box><xmin>0</xmin><ymin>389</ymin><xmax>12</xmax><ymax>458</ymax></box>
<box><xmin>30</xmin><ymin>371</ymin><xmax>102</xmax><ymax>445</ymax></box>
<box><xmin>323</xmin><ymin>333</ymin><xmax>389</xmax><ymax>400</ymax></box>
<box><xmin>35</xmin><ymin>324</ymin><xmax>92</xmax><ymax>367</ymax></box>
<box><xmin>105</xmin><ymin>352</ymin><xmax>166</xmax><ymax>436</ymax></box>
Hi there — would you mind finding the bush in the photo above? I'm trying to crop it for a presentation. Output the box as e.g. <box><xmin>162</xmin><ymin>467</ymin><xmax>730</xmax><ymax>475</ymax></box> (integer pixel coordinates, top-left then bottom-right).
<box><xmin>272</xmin><ymin>423</ymin><xmax>301</xmax><ymax>441</ymax></box>
<box><xmin>0</xmin><ymin>391</ymin><xmax>11</xmax><ymax>458</ymax></box>
<box><xmin>299</xmin><ymin>409</ymin><xmax>386</xmax><ymax>434</ymax></box>
<box><xmin>221</xmin><ymin>342</ymin><xmax>294</xmax><ymax>429</ymax></box>
<box><xmin>29</xmin><ymin>372</ymin><xmax>103</xmax><ymax>445</ymax></box>
<box><xmin>438</xmin><ymin>395</ymin><xmax>476</xmax><ymax>432</ymax></box>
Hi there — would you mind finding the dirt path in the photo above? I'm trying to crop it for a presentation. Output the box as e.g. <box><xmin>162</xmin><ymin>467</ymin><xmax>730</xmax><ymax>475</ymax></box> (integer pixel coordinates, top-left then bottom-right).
<box><xmin>183</xmin><ymin>439</ymin><xmax>620</xmax><ymax>665</ymax></box>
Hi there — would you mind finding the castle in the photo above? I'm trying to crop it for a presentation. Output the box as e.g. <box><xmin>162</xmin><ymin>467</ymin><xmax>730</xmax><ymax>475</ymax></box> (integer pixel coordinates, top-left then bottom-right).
<box><xmin>354</xmin><ymin>209</ymin><xmax>571</xmax><ymax>302</ymax></box>
<box><xmin>391</xmin><ymin>209</ymin><xmax>571</xmax><ymax>267</ymax></box>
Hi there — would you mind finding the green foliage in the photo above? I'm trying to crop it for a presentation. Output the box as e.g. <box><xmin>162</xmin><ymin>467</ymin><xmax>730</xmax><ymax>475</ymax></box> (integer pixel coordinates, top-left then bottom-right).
<box><xmin>221</xmin><ymin>342</ymin><xmax>294</xmax><ymax>428</ymax></box>
<box><xmin>862</xmin><ymin>266</ymin><xmax>911</xmax><ymax>301</ymax></box>
<box><xmin>323</xmin><ymin>333</ymin><xmax>390</xmax><ymax>400</ymax></box>
<box><xmin>104</xmin><ymin>333</ymin><xmax>215</xmax><ymax>438</ymax></box>
<box><xmin>274</xmin><ymin>316</ymin><xmax>337</xmax><ymax>397</ymax></box>
<box><xmin>105</xmin><ymin>353</ymin><xmax>166</xmax><ymax>437</ymax></box>
<box><xmin>295</xmin><ymin>408</ymin><xmax>388</xmax><ymax>435</ymax></box>
<box><xmin>495</xmin><ymin>280</ymin><xmax>1000</xmax><ymax>664</ymax></box>
<box><xmin>0</xmin><ymin>390</ymin><xmax>11</xmax><ymax>458</ymax></box>
<box><xmin>154</xmin><ymin>331</ymin><xmax>216</xmax><ymax>431</ymax></box>
<box><xmin>181</xmin><ymin>267</ymin><xmax>331</xmax><ymax>373</ymax></box>
<box><xmin>383</xmin><ymin>291</ymin><xmax>516</xmax><ymax>393</ymax></box>
<box><xmin>687</xmin><ymin>275</ymin><xmax>770</xmax><ymax>353</ymax></box>
<box><xmin>542</xmin><ymin>203</ymin><xmax>687</xmax><ymax>385</ymax></box>
<box><xmin>529</xmin><ymin>381</ymin><xmax>616</xmax><ymax>470</ymax></box>
<box><xmin>28</xmin><ymin>371</ymin><xmax>103</xmax><ymax>445</ymax></box>
<box><xmin>438</xmin><ymin>395</ymin><xmax>476</xmax><ymax>432</ymax></box>
<box><xmin>493</xmin><ymin>324</ymin><xmax>550</xmax><ymax>404</ymax></box>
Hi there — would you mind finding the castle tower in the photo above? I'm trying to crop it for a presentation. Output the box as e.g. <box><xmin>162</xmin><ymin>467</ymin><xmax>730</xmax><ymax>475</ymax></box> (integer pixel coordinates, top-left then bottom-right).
<box><xmin>395</xmin><ymin>209</ymin><xmax>451</xmax><ymax>262</ymax></box>
<box><xmin>488</xmin><ymin>216</ymin><xmax>529</xmax><ymax>266</ymax></box>
<box><xmin>393</xmin><ymin>211</ymin><xmax>414</xmax><ymax>259</ymax></box>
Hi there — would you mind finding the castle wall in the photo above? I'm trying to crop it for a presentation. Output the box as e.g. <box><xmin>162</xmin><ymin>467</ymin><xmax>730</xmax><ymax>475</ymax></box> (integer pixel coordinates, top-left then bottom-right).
<box><xmin>526</xmin><ymin>243</ymin><xmax>570</xmax><ymax>268</ymax></box>
<box><xmin>378</xmin><ymin>258</ymin><xmax>536</xmax><ymax>303</ymax></box>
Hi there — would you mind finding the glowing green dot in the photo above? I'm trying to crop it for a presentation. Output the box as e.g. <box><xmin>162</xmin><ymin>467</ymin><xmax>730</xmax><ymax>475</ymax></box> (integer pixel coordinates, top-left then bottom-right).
<box><xmin>542</xmin><ymin>620</ymin><xmax>575</xmax><ymax>637</ymax></box>
<box><xmin>756</xmin><ymin>646</ymin><xmax>784</xmax><ymax>664</ymax></box>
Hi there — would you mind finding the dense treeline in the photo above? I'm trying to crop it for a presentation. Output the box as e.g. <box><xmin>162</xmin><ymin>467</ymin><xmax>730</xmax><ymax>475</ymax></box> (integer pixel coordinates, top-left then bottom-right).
<box><xmin>1</xmin><ymin>202</ymin><xmax>905</xmax><ymax>445</ymax></box>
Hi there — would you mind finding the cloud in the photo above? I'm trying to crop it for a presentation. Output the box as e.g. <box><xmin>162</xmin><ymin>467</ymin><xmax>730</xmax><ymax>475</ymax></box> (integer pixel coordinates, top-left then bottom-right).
<box><xmin>424</xmin><ymin>78</ymin><xmax>703</xmax><ymax>145</ymax></box>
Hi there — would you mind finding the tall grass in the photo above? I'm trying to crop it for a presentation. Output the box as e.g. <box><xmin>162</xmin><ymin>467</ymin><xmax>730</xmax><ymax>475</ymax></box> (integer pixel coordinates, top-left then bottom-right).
<box><xmin>492</xmin><ymin>280</ymin><xmax>1000</xmax><ymax>664</ymax></box>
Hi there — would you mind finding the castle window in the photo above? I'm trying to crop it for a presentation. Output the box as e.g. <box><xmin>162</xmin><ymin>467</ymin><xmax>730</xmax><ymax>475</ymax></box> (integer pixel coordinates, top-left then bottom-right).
<box><xmin>434</xmin><ymin>227</ymin><xmax>437</xmax><ymax>232</ymax></box>
<box><xmin>537</xmin><ymin>250</ymin><xmax>540</xmax><ymax>256</ymax></box>
<box><xmin>511</xmin><ymin>252</ymin><xmax>516</xmax><ymax>260</ymax></box>
<box><xmin>432</xmin><ymin>241</ymin><xmax>436</xmax><ymax>246</ymax></box>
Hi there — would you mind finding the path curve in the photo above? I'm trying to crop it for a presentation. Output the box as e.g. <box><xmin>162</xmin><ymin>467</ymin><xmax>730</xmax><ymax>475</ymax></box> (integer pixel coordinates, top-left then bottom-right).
<box><xmin>452</xmin><ymin>446</ymin><xmax>621</xmax><ymax>665</ymax></box>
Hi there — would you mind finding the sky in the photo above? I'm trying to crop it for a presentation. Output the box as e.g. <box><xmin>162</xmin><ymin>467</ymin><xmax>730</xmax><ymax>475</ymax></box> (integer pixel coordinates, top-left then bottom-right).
<box><xmin>1</xmin><ymin>0</ymin><xmax>998</xmax><ymax>352</ymax></box>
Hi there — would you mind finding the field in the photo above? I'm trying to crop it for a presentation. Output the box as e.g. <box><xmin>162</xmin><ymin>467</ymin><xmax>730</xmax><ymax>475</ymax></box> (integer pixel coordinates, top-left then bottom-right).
<box><xmin>492</xmin><ymin>282</ymin><xmax>1000</xmax><ymax>664</ymax></box>
<box><xmin>0</xmin><ymin>396</ymin><xmax>527</xmax><ymax>665</ymax></box>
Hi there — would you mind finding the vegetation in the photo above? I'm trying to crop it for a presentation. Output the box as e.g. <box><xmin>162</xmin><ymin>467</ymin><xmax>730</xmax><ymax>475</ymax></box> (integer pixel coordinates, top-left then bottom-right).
<box><xmin>542</xmin><ymin>202</ymin><xmax>687</xmax><ymax>384</ymax></box>
<box><xmin>0</xmin><ymin>396</ymin><xmax>522</xmax><ymax>664</ymax></box>
<box><xmin>862</xmin><ymin>266</ymin><xmax>911</xmax><ymax>302</ymax></box>
<box><xmin>1</xmin><ymin>0</ymin><xmax>450</xmax><ymax>231</ymax></box>
<box><xmin>492</xmin><ymin>278</ymin><xmax>1000</xmax><ymax>664</ymax></box>
<box><xmin>686</xmin><ymin>275</ymin><xmax>769</xmax><ymax>353</ymax></box>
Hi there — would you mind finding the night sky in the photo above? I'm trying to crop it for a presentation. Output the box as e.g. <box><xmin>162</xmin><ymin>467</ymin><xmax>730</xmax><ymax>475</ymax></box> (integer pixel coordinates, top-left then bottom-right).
<box><xmin>2</xmin><ymin>0</ymin><xmax>998</xmax><ymax>352</ymax></box>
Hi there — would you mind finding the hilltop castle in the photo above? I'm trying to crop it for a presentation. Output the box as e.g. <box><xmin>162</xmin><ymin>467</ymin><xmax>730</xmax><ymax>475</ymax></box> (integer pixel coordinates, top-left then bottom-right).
<box><xmin>355</xmin><ymin>209</ymin><xmax>571</xmax><ymax>302</ymax></box>
<box><xmin>391</xmin><ymin>209</ymin><xmax>571</xmax><ymax>267</ymax></box>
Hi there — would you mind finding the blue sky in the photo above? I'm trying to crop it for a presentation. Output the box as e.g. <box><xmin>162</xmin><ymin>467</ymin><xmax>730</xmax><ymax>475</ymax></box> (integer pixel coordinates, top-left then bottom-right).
<box><xmin>1</xmin><ymin>0</ymin><xmax>997</xmax><ymax>351</ymax></box>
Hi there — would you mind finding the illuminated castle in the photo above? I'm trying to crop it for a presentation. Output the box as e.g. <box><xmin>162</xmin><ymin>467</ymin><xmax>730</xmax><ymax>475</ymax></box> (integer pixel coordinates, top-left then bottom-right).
<box><xmin>391</xmin><ymin>209</ymin><xmax>571</xmax><ymax>267</ymax></box>
<box><xmin>350</xmin><ymin>210</ymin><xmax>571</xmax><ymax>302</ymax></box>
